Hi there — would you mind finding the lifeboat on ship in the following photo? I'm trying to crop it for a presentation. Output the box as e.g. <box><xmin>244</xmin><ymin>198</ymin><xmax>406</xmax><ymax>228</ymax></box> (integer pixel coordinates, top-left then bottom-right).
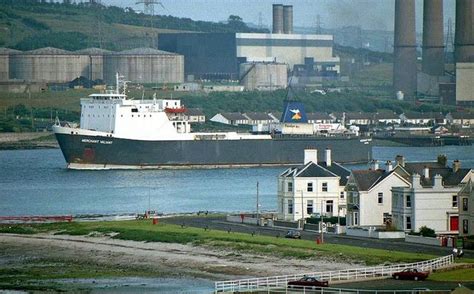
<box><xmin>165</xmin><ymin>106</ymin><xmax>187</xmax><ymax>113</ymax></box>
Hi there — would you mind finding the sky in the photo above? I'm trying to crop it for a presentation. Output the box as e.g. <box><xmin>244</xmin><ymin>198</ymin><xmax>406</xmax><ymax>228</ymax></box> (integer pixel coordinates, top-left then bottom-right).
<box><xmin>104</xmin><ymin>0</ymin><xmax>456</xmax><ymax>32</ymax></box>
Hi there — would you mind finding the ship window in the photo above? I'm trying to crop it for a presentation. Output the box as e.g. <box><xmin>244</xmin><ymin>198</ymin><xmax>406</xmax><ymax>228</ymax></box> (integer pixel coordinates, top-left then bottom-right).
<box><xmin>121</xmin><ymin>115</ymin><xmax>123</xmax><ymax>117</ymax></box>
<box><xmin>131</xmin><ymin>109</ymin><xmax>138</xmax><ymax>113</ymax></box>
<box><xmin>138</xmin><ymin>115</ymin><xmax>140</xmax><ymax>117</ymax></box>
<box><xmin>132</xmin><ymin>115</ymin><xmax>134</xmax><ymax>117</ymax></box>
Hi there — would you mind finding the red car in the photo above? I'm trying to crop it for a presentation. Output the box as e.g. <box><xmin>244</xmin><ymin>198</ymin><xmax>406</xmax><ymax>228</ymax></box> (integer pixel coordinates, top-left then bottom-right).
<box><xmin>392</xmin><ymin>268</ymin><xmax>429</xmax><ymax>281</ymax></box>
<box><xmin>287</xmin><ymin>276</ymin><xmax>329</xmax><ymax>288</ymax></box>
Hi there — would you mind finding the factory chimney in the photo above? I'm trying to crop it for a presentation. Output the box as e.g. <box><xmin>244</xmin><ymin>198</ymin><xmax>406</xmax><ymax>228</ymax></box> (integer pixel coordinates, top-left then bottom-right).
<box><xmin>393</xmin><ymin>0</ymin><xmax>417</xmax><ymax>100</ymax></box>
<box><xmin>455</xmin><ymin>0</ymin><xmax>474</xmax><ymax>62</ymax></box>
<box><xmin>272</xmin><ymin>4</ymin><xmax>284</xmax><ymax>34</ymax></box>
<box><xmin>283</xmin><ymin>5</ymin><xmax>293</xmax><ymax>34</ymax></box>
<box><xmin>422</xmin><ymin>0</ymin><xmax>444</xmax><ymax>76</ymax></box>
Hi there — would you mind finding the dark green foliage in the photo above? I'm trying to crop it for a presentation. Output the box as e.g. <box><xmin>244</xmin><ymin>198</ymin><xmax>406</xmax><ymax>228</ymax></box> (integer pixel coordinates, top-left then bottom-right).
<box><xmin>9</xmin><ymin>104</ymin><xmax>29</xmax><ymax>117</ymax></box>
<box><xmin>306</xmin><ymin>216</ymin><xmax>346</xmax><ymax>225</ymax></box>
<box><xmin>419</xmin><ymin>226</ymin><xmax>436</xmax><ymax>237</ymax></box>
<box><xmin>14</xmin><ymin>31</ymin><xmax>89</xmax><ymax>51</ymax></box>
<box><xmin>20</xmin><ymin>17</ymin><xmax>49</xmax><ymax>30</ymax></box>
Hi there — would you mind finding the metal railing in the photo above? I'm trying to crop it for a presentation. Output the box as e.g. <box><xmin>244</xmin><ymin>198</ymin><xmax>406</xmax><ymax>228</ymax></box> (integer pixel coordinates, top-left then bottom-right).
<box><xmin>214</xmin><ymin>255</ymin><xmax>454</xmax><ymax>293</ymax></box>
<box><xmin>246</xmin><ymin>286</ymin><xmax>450</xmax><ymax>294</ymax></box>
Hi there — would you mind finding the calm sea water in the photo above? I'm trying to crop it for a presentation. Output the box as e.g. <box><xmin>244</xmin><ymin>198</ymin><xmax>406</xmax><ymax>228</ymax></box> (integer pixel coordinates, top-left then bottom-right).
<box><xmin>0</xmin><ymin>146</ymin><xmax>473</xmax><ymax>216</ymax></box>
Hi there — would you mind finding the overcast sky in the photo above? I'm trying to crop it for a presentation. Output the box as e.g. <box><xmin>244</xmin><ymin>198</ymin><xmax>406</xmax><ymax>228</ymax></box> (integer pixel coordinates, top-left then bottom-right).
<box><xmin>105</xmin><ymin>0</ymin><xmax>455</xmax><ymax>31</ymax></box>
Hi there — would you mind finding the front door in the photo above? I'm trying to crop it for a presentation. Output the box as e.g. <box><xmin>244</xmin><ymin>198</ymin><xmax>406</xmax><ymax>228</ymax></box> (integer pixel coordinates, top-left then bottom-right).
<box><xmin>450</xmin><ymin>216</ymin><xmax>459</xmax><ymax>231</ymax></box>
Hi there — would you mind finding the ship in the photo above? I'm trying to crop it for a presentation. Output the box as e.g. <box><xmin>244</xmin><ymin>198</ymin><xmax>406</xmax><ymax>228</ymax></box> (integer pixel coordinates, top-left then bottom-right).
<box><xmin>53</xmin><ymin>75</ymin><xmax>372</xmax><ymax>170</ymax></box>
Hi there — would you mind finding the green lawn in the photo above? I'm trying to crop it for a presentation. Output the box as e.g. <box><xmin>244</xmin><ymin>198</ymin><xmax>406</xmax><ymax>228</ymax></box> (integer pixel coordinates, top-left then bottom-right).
<box><xmin>0</xmin><ymin>220</ymin><xmax>440</xmax><ymax>266</ymax></box>
<box><xmin>430</xmin><ymin>268</ymin><xmax>474</xmax><ymax>282</ymax></box>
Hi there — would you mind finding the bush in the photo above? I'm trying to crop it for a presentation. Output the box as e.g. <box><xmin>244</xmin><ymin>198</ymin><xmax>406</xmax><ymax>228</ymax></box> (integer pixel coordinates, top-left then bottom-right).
<box><xmin>419</xmin><ymin>226</ymin><xmax>436</xmax><ymax>237</ymax></box>
<box><xmin>306</xmin><ymin>216</ymin><xmax>346</xmax><ymax>226</ymax></box>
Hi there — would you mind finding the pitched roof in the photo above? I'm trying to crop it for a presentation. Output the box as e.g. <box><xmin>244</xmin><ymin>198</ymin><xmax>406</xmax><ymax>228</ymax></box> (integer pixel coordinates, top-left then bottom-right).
<box><xmin>220</xmin><ymin>112</ymin><xmax>248</xmax><ymax>121</ymax></box>
<box><xmin>346</xmin><ymin>112</ymin><xmax>373</xmax><ymax>120</ymax></box>
<box><xmin>403</xmin><ymin>112</ymin><xmax>444</xmax><ymax>119</ymax></box>
<box><xmin>307</xmin><ymin>112</ymin><xmax>333</xmax><ymax>120</ymax></box>
<box><xmin>374</xmin><ymin>111</ymin><xmax>399</xmax><ymax>120</ymax></box>
<box><xmin>400</xmin><ymin>161</ymin><xmax>471</xmax><ymax>187</ymax></box>
<box><xmin>244</xmin><ymin>112</ymin><xmax>273</xmax><ymax>120</ymax></box>
<box><xmin>281</xmin><ymin>161</ymin><xmax>350</xmax><ymax>185</ymax></box>
<box><xmin>449</xmin><ymin>112</ymin><xmax>474</xmax><ymax>119</ymax></box>
<box><xmin>351</xmin><ymin>169</ymin><xmax>388</xmax><ymax>191</ymax></box>
<box><xmin>185</xmin><ymin>108</ymin><xmax>205</xmax><ymax>116</ymax></box>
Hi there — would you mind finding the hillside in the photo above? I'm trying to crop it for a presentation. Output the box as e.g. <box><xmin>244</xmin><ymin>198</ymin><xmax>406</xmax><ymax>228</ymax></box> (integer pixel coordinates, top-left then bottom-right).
<box><xmin>0</xmin><ymin>0</ymin><xmax>267</xmax><ymax>51</ymax></box>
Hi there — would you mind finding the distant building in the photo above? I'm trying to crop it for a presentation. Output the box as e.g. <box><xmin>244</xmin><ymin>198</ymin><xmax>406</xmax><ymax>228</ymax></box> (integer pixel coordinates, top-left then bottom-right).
<box><xmin>306</xmin><ymin>112</ymin><xmax>334</xmax><ymax>124</ymax></box>
<box><xmin>456</xmin><ymin>62</ymin><xmax>474</xmax><ymax>106</ymax></box>
<box><xmin>373</xmin><ymin>111</ymin><xmax>401</xmax><ymax>125</ymax></box>
<box><xmin>243</xmin><ymin>112</ymin><xmax>276</xmax><ymax>125</ymax></box>
<box><xmin>277</xmin><ymin>149</ymin><xmax>349</xmax><ymax>221</ymax></box>
<box><xmin>446</xmin><ymin>112</ymin><xmax>474</xmax><ymax>128</ymax></box>
<box><xmin>391</xmin><ymin>156</ymin><xmax>473</xmax><ymax>234</ymax></box>
<box><xmin>184</xmin><ymin>108</ymin><xmax>205</xmax><ymax>123</ymax></box>
<box><xmin>400</xmin><ymin>112</ymin><xmax>445</xmax><ymax>125</ymax></box>
<box><xmin>458</xmin><ymin>180</ymin><xmax>474</xmax><ymax>237</ymax></box>
<box><xmin>210</xmin><ymin>112</ymin><xmax>249</xmax><ymax>126</ymax></box>
<box><xmin>345</xmin><ymin>112</ymin><xmax>373</xmax><ymax>126</ymax></box>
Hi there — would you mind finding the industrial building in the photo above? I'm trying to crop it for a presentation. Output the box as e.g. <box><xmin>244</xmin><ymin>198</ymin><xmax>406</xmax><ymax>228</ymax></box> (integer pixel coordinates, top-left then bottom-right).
<box><xmin>158</xmin><ymin>4</ymin><xmax>340</xmax><ymax>82</ymax></box>
<box><xmin>0</xmin><ymin>47</ymin><xmax>184</xmax><ymax>86</ymax></box>
<box><xmin>239</xmin><ymin>62</ymin><xmax>287</xmax><ymax>91</ymax></box>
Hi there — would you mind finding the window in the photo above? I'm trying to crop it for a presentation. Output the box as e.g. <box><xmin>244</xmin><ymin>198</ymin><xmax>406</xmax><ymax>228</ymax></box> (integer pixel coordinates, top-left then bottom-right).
<box><xmin>288</xmin><ymin>200</ymin><xmax>293</xmax><ymax>214</ymax></box>
<box><xmin>287</xmin><ymin>182</ymin><xmax>293</xmax><ymax>192</ymax></box>
<box><xmin>463</xmin><ymin>198</ymin><xmax>469</xmax><ymax>212</ymax></box>
<box><xmin>378</xmin><ymin>192</ymin><xmax>383</xmax><ymax>204</ymax></box>
<box><xmin>326</xmin><ymin>200</ymin><xmax>333</xmax><ymax>214</ymax></box>
<box><xmin>340</xmin><ymin>191</ymin><xmax>345</xmax><ymax>199</ymax></box>
<box><xmin>322</xmin><ymin>182</ymin><xmax>328</xmax><ymax>192</ymax></box>
<box><xmin>354</xmin><ymin>212</ymin><xmax>359</xmax><ymax>226</ymax></box>
<box><xmin>307</xmin><ymin>182</ymin><xmax>313</xmax><ymax>192</ymax></box>
<box><xmin>406</xmin><ymin>216</ymin><xmax>412</xmax><ymax>230</ymax></box>
<box><xmin>406</xmin><ymin>195</ymin><xmax>411</xmax><ymax>208</ymax></box>
<box><xmin>452</xmin><ymin>195</ymin><xmax>458</xmax><ymax>208</ymax></box>
<box><xmin>463</xmin><ymin>219</ymin><xmax>469</xmax><ymax>234</ymax></box>
<box><xmin>307</xmin><ymin>200</ymin><xmax>314</xmax><ymax>215</ymax></box>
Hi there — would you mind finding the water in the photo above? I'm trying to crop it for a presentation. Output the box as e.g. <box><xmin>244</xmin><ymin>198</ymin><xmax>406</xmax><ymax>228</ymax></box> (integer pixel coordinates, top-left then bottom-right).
<box><xmin>0</xmin><ymin>146</ymin><xmax>473</xmax><ymax>216</ymax></box>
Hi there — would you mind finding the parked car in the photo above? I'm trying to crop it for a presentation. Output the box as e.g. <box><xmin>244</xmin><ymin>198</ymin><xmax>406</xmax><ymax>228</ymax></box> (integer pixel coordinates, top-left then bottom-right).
<box><xmin>392</xmin><ymin>268</ymin><xmax>429</xmax><ymax>281</ymax></box>
<box><xmin>285</xmin><ymin>230</ymin><xmax>301</xmax><ymax>239</ymax></box>
<box><xmin>287</xmin><ymin>276</ymin><xmax>329</xmax><ymax>288</ymax></box>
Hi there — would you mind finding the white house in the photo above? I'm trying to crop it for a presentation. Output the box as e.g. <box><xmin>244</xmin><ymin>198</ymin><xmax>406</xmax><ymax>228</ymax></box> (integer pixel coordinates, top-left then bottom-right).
<box><xmin>446</xmin><ymin>112</ymin><xmax>474</xmax><ymax>128</ymax></box>
<box><xmin>459</xmin><ymin>180</ymin><xmax>474</xmax><ymax>237</ymax></box>
<box><xmin>243</xmin><ymin>112</ymin><xmax>276</xmax><ymax>125</ymax></box>
<box><xmin>210</xmin><ymin>112</ymin><xmax>249</xmax><ymax>126</ymax></box>
<box><xmin>346</xmin><ymin>161</ymin><xmax>411</xmax><ymax>227</ymax></box>
<box><xmin>373</xmin><ymin>111</ymin><xmax>401</xmax><ymax>125</ymax></box>
<box><xmin>184</xmin><ymin>108</ymin><xmax>205</xmax><ymax>123</ymax></box>
<box><xmin>277</xmin><ymin>149</ymin><xmax>350</xmax><ymax>221</ymax></box>
<box><xmin>306</xmin><ymin>112</ymin><xmax>334</xmax><ymax>124</ymax></box>
<box><xmin>392</xmin><ymin>158</ymin><xmax>473</xmax><ymax>234</ymax></box>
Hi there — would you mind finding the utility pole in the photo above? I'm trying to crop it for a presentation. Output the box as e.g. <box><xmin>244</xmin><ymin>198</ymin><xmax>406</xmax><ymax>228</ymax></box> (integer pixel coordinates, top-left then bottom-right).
<box><xmin>256</xmin><ymin>181</ymin><xmax>260</xmax><ymax>225</ymax></box>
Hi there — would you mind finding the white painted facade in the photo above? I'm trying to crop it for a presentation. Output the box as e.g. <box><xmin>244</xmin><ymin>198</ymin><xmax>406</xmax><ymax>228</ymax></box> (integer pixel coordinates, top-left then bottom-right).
<box><xmin>346</xmin><ymin>170</ymin><xmax>411</xmax><ymax>227</ymax></box>
<box><xmin>277</xmin><ymin>149</ymin><xmax>348</xmax><ymax>221</ymax></box>
<box><xmin>392</xmin><ymin>173</ymin><xmax>472</xmax><ymax>234</ymax></box>
<box><xmin>458</xmin><ymin>180</ymin><xmax>474</xmax><ymax>236</ymax></box>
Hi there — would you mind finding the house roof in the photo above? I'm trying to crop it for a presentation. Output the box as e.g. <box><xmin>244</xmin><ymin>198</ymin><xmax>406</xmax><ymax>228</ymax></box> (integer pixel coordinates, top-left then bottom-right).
<box><xmin>400</xmin><ymin>161</ymin><xmax>471</xmax><ymax>187</ymax></box>
<box><xmin>244</xmin><ymin>112</ymin><xmax>273</xmax><ymax>120</ymax></box>
<box><xmin>220</xmin><ymin>112</ymin><xmax>248</xmax><ymax>121</ymax></box>
<box><xmin>351</xmin><ymin>169</ymin><xmax>388</xmax><ymax>191</ymax></box>
<box><xmin>281</xmin><ymin>161</ymin><xmax>350</xmax><ymax>185</ymax></box>
<box><xmin>185</xmin><ymin>108</ymin><xmax>204</xmax><ymax>116</ymax></box>
<box><xmin>449</xmin><ymin>112</ymin><xmax>474</xmax><ymax>119</ymax></box>
<box><xmin>374</xmin><ymin>111</ymin><xmax>399</xmax><ymax>120</ymax></box>
<box><xmin>403</xmin><ymin>112</ymin><xmax>444</xmax><ymax>119</ymax></box>
<box><xmin>345</xmin><ymin>112</ymin><xmax>373</xmax><ymax>120</ymax></box>
<box><xmin>307</xmin><ymin>112</ymin><xmax>333</xmax><ymax>120</ymax></box>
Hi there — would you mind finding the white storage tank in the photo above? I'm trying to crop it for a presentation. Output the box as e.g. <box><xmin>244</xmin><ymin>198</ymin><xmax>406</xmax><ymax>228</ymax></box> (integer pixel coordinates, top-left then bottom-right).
<box><xmin>0</xmin><ymin>48</ymin><xmax>20</xmax><ymax>81</ymax></box>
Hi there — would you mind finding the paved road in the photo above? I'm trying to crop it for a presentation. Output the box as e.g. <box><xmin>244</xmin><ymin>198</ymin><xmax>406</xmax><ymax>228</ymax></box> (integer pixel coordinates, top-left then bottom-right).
<box><xmin>161</xmin><ymin>215</ymin><xmax>474</xmax><ymax>259</ymax></box>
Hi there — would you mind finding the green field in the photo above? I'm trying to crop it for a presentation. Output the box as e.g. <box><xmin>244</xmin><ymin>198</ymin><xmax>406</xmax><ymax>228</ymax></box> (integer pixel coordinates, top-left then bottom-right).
<box><xmin>0</xmin><ymin>220</ymin><xmax>441</xmax><ymax>265</ymax></box>
<box><xmin>430</xmin><ymin>268</ymin><xmax>474</xmax><ymax>282</ymax></box>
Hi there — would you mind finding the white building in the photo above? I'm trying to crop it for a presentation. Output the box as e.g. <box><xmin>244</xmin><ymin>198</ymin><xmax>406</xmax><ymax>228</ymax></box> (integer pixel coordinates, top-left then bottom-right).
<box><xmin>459</xmin><ymin>180</ymin><xmax>474</xmax><ymax>237</ymax></box>
<box><xmin>210</xmin><ymin>112</ymin><xmax>249</xmax><ymax>126</ymax></box>
<box><xmin>277</xmin><ymin>149</ymin><xmax>350</xmax><ymax>221</ymax></box>
<box><xmin>346</xmin><ymin>161</ymin><xmax>411</xmax><ymax>227</ymax></box>
<box><xmin>236</xmin><ymin>33</ymin><xmax>340</xmax><ymax>73</ymax></box>
<box><xmin>446</xmin><ymin>112</ymin><xmax>474</xmax><ymax>128</ymax></box>
<box><xmin>392</xmin><ymin>158</ymin><xmax>473</xmax><ymax>234</ymax></box>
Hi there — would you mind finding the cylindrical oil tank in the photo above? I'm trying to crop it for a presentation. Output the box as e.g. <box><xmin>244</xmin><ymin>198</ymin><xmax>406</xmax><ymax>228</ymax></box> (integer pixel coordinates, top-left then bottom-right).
<box><xmin>455</xmin><ymin>0</ymin><xmax>474</xmax><ymax>62</ymax></box>
<box><xmin>9</xmin><ymin>47</ymin><xmax>89</xmax><ymax>82</ymax></box>
<box><xmin>273</xmin><ymin>4</ymin><xmax>284</xmax><ymax>34</ymax></box>
<box><xmin>393</xmin><ymin>0</ymin><xmax>417</xmax><ymax>100</ymax></box>
<box><xmin>239</xmin><ymin>62</ymin><xmax>288</xmax><ymax>91</ymax></box>
<box><xmin>283</xmin><ymin>5</ymin><xmax>293</xmax><ymax>34</ymax></box>
<box><xmin>422</xmin><ymin>0</ymin><xmax>444</xmax><ymax>76</ymax></box>
<box><xmin>104</xmin><ymin>48</ymin><xmax>184</xmax><ymax>84</ymax></box>
<box><xmin>75</xmin><ymin>48</ymin><xmax>111</xmax><ymax>81</ymax></box>
<box><xmin>0</xmin><ymin>48</ymin><xmax>20</xmax><ymax>81</ymax></box>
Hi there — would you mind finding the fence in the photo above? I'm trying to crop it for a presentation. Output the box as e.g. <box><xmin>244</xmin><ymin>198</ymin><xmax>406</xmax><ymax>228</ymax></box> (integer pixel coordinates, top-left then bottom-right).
<box><xmin>214</xmin><ymin>255</ymin><xmax>454</xmax><ymax>293</ymax></box>
<box><xmin>0</xmin><ymin>215</ymin><xmax>73</xmax><ymax>223</ymax></box>
<box><xmin>245</xmin><ymin>287</ymin><xmax>451</xmax><ymax>294</ymax></box>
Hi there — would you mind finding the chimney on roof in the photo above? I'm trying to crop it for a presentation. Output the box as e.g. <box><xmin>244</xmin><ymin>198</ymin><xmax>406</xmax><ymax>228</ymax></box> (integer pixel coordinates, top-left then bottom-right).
<box><xmin>371</xmin><ymin>160</ymin><xmax>379</xmax><ymax>170</ymax></box>
<box><xmin>437</xmin><ymin>154</ymin><xmax>447</xmax><ymax>166</ymax></box>
<box><xmin>434</xmin><ymin>174</ymin><xmax>443</xmax><ymax>188</ymax></box>
<box><xmin>395</xmin><ymin>155</ymin><xmax>405</xmax><ymax>167</ymax></box>
<box><xmin>423</xmin><ymin>166</ymin><xmax>430</xmax><ymax>179</ymax></box>
<box><xmin>386</xmin><ymin>160</ymin><xmax>393</xmax><ymax>171</ymax></box>
<box><xmin>412</xmin><ymin>173</ymin><xmax>422</xmax><ymax>189</ymax></box>
<box><xmin>453</xmin><ymin>160</ymin><xmax>461</xmax><ymax>172</ymax></box>
<box><xmin>304</xmin><ymin>149</ymin><xmax>318</xmax><ymax>165</ymax></box>
<box><xmin>325</xmin><ymin>148</ymin><xmax>332</xmax><ymax>167</ymax></box>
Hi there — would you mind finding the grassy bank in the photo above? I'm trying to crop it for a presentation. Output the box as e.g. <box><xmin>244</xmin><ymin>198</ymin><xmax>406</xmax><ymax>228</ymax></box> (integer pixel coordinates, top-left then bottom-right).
<box><xmin>430</xmin><ymin>268</ymin><xmax>474</xmax><ymax>282</ymax></box>
<box><xmin>1</xmin><ymin>220</ymin><xmax>439</xmax><ymax>265</ymax></box>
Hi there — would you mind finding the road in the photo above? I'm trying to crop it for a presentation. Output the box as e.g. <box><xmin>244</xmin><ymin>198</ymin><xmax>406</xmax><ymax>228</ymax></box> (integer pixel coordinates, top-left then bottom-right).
<box><xmin>161</xmin><ymin>215</ymin><xmax>474</xmax><ymax>259</ymax></box>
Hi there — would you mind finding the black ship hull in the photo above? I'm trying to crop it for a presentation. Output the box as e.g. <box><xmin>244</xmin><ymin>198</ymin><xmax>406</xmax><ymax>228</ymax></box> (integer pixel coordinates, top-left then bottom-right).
<box><xmin>55</xmin><ymin>133</ymin><xmax>372</xmax><ymax>169</ymax></box>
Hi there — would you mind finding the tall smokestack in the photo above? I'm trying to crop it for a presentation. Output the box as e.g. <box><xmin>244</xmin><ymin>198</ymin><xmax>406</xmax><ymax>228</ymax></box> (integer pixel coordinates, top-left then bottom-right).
<box><xmin>272</xmin><ymin>4</ymin><xmax>284</xmax><ymax>34</ymax></box>
<box><xmin>393</xmin><ymin>0</ymin><xmax>417</xmax><ymax>100</ymax></box>
<box><xmin>455</xmin><ymin>0</ymin><xmax>474</xmax><ymax>62</ymax></box>
<box><xmin>422</xmin><ymin>0</ymin><xmax>444</xmax><ymax>76</ymax></box>
<box><xmin>283</xmin><ymin>5</ymin><xmax>293</xmax><ymax>34</ymax></box>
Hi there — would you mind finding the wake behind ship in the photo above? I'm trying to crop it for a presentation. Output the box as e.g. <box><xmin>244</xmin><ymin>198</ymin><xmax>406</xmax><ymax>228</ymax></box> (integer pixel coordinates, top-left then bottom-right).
<box><xmin>53</xmin><ymin>75</ymin><xmax>371</xmax><ymax>169</ymax></box>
